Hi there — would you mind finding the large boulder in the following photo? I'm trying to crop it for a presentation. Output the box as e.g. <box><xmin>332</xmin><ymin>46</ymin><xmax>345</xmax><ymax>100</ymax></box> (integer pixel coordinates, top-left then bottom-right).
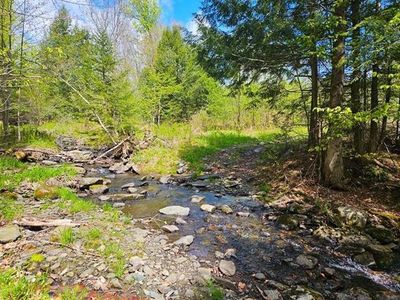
<box><xmin>337</xmin><ymin>206</ymin><xmax>368</xmax><ymax>229</ymax></box>
<box><xmin>365</xmin><ymin>225</ymin><xmax>395</xmax><ymax>244</ymax></box>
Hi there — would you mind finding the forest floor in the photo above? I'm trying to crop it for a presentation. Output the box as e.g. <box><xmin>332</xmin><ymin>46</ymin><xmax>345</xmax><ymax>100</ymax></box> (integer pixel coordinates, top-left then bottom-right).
<box><xmin>0</xmin><ymin>127</ymin><xmax>400</xmax><ymax>299</ymax></box>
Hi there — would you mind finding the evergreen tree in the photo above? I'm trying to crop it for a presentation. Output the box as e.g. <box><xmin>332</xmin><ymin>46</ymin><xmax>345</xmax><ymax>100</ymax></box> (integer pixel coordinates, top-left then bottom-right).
<box><xmin>138</xmin><ymin>26</ymin><xmax>220</xmax><ymax>124</ymax></box>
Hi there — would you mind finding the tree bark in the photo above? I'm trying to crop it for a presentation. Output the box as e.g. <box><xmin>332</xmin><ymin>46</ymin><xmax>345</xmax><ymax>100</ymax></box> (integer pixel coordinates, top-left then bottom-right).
<box><xmin>351</xmin><ymin>0</ymin><xmax>363</xmax><ymax>153</ymax></box>
<box><xmin>309</xmin><ymin>53</ymin><xmax>319</xmax><ymax>147</ymax></box>
<box><xmin>369</xmin><ymin>64</ymin><xmax>379</xmax><ymax>152</ymax></box>
<box><xmin>378</xmin><ymin>64</ymin><xmax>392</xmax><ymax>147</ymax></box>
<box><xmin>323</xmin><ymin>0</ymin><xmax>346</xmax><ymax>188</ymax></box>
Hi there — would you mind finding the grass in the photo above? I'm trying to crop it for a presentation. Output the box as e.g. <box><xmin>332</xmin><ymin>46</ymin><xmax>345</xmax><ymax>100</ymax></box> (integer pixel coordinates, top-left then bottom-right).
<box><xmin>0</xmin><ymin>269</ymin><xmax>49</xmax><ymax>300</ymax></box>
<box><xmin>30</xmin><ymin>253</ymin><xmax>45</xmax><ymax>264</ymax></box>
<box><xmin>0</xmin><ymin>197</ymin><xmax>23</xmax><ymax>222</ymax></box>
<box><xmin>0</xmin><ymin>156</ymin><xmax>76</xmax><ymax>191</ymax></box>
<box><xmin>59</xmin><ymin>286</ymin><xmax>88</xmax><ymax>300</ymax></box>
<box><xmin>102</xmin><ymin>242</ymin><xmax>126</xmax><ymax>278</ymax></box>
<box><xmin>132</xmin><ymin>123</ymin><xmax>286</xmax><ymax>175</ymax></box>
<box><xmin>57</xmin><ymin>187</ymin><xmax>95</xmax><ymax>214</ymax></box>
<box><xmin>57</xmin><ymin>227</ymin><xmax>76</xmax><ymax>246</ymax></box>
<box><xmin>81</xmin><ymin>227</ymin><xmax>103</xmax><ymax>249</ymax></box>
<box><xmin>195</xmin><ymin>280</ymin><xmax>225</xmax><ymax>300</ymax></box>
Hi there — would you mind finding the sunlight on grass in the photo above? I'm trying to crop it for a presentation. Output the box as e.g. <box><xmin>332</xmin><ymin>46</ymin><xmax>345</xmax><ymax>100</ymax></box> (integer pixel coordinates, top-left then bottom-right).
<box><xmin>0</xmin><ymin>269</ymin><xmax>49</xmax><ymax>300</ymax></box>
<box><xmin>57</xmin><ymin>187</ymin><xmax>95</xmax><ymax>214</ymax></box>
<box><xmin>0</xmin><ymin>157</ymin><xmax>76</xmax><ymax>191</ymax></box>
<box><xmin>0</xmin><ymin>197</ymin><xmax>23</xmax><ymax>222</ymax></box>
<box><xmin>133</xmin><ymin>123</ymin><xmax>288</xmax><ymax>175</ymax></box>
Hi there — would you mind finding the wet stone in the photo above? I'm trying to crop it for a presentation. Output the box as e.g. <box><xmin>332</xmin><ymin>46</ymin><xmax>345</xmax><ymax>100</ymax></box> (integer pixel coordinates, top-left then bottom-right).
<box><xmin>201</xmin><ymin>204</ymin><xmax>216</xmax><ymax>213</ymax></box>
<box><xmin>191</xmin><ymin>195</ymin><xmax>205</xmax><ymax>203</ymax></box>
<box><xmin>254</xmin><ymin>272</ymin><xmax>266</xmax><ymax>280</ymax></box>
<box><xmin>159</xmin><ymin>206</ymin><xmax>190</xmax><ymax>216</ymax></box>
<box><xmin>219</xmin><ymin>205</ymin><xmax>233</xmax><ymax>214</ymax></box>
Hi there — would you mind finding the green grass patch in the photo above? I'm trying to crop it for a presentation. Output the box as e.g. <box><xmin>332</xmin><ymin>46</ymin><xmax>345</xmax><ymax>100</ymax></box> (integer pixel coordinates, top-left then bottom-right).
<box><xmin>30</xmin><ymin>253</ymin><xmax>45</xmax><ymax>264</ymax></box>
<box><xmin>0</xmin><ymin>197</ymin><xmax>23</xmax><ymax>222</ymax></box>
<box><xmin>133</xmin><ymin>124</ymin><xmax>284</xmax><ymax>175</ymax></box>
<box><xmin>57</xmin><ymin>227</ymin><xmax>76</xmax><ymax>246</ymax></box>
<box><xmin>0</xmin><ymin>268</ymin><xmax>49</xmax><ymax>300</ymax></box>
<box><xmin>102</xmin><ymin>242</ymin><xmax>126</xmax><ymax>278</ymax></box>
<box><xmin>59</xmin><ymin>286</ymin><xmax>88</xmax><ymax>300</ymax></box>
<box><xmin>0</xmin><ymin>157</ymin><xmax>76</xmax><ymax>191</ymax></box>
<box><xmin>57</xmin><ymin>187</ymin><xmax>95</xmax><ymax>214</ymax></box>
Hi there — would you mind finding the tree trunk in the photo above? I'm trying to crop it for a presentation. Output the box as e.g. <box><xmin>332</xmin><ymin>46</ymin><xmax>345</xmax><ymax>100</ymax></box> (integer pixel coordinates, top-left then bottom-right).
<box><xmin>378</xmin><ymin>64</ymin><xmax>392</xmax><ymax>147</ymax></box>
<box><xmin>369</xmin><ymin>64</ymin><xmax>379</xmax><ymax>152</ymax></box>
<box><xmin>323</xmin><ymin>0</ymin><xmax>346</xmax><ymax>188</ymax></box>
<box><xmin>309</xmin><ymin>53</ymin><xmax>319</xmax><ymax>147</ymax></box>
<box><xmin>351</xmin><ymin>0</ymin><xmax>363</xmax><ymax>153</ymax></box>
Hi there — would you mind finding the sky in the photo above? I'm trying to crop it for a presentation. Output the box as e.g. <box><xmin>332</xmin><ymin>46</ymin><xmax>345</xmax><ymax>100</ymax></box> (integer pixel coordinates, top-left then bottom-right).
<box><xmin>160</xmin><ymin>0</ymin><xmax>201</xmax><ymax>27</ymax></box>
<box><xmin>91</xmin><ymin>0</ymin><xmax>202</xmax><ymax>27</ymax></box>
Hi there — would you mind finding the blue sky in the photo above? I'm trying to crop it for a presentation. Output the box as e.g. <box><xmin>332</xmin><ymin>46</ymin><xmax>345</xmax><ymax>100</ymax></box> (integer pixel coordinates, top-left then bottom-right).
<box><xmin>160</xmin><ymin>0</ymin><xmax>201</xmax><ymax>26</ymax></box>
<box><xmin>91</xmin><ymin>0</ymin><xmax>201</xmax><ymax>26</ymax></box>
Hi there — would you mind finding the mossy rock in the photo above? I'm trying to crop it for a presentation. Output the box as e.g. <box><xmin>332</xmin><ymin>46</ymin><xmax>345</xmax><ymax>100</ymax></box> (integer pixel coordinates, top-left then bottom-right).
<box><xmin>276</xmin><ymin>214</ymin><xmax>299</xmax><ymax>230</ymax></box>
<box><xmin>34</xmin><ymin>185</ymin><xmax>58</xmax><ymax>200</ymax></box>
<box><xmin>1</xmin><ymin>191</ymin><xmax>18</xmax><ymax>200</ymax></box>
<box><xmin>365</xmin><ymin>225</ymin><xmax>395</xmax><ymax>244</ymax></box>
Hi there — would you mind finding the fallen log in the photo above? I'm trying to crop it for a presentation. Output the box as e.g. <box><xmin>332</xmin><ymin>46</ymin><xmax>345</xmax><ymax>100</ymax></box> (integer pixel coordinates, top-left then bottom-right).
<box><xmin>90</xmin><ymin>137</ymin><xmax>130</xmax><ymax>163</ymax></box>
<box><xmin>14</xmin><ymin>218</ymin><xmax>81</xmax><ymax>228</ymax></box>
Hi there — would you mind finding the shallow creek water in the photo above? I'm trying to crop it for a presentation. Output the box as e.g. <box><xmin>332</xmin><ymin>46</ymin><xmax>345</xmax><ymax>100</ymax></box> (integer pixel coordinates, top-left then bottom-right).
<box><xmin>87</xmin><ymin>166</ymin><xmax>400</xmax><ymax>298</ymax></box>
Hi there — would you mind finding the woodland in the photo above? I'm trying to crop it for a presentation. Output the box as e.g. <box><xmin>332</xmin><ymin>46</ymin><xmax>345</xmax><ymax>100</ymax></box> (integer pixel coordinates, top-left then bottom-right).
<box><xmin>0</xmin><ymin>0</ymin><xmax>399</xmax><ymax>299</ymax></box>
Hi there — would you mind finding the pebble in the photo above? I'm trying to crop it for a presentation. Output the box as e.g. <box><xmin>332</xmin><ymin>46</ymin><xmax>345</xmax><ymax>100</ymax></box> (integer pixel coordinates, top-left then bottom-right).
<box><xmin>295</xmin><ymin>254</ymin><xmax>318</xmax><ymax>269</ymax></box>
<box><xmin>174</xmin><ymin>235</ymin><xmax>194</xmax><ymax>246</ymax></box>
<box><xmin>237</xmin><ymin>212</ymin><xmax>250</xmax><ymax>217</ymax></box>
<box><xmin>219</xmin><ymin>260</ymin><xmax>236</xmax><ymax>276</ymax></box>
<box><xmin>220</xmin><ymin>205</ymin><xmax>233</xmax><ymax>214</ymax></box>
<box><xmin>162</xmin><ymin>225</ymin><xmax>179</xmax><ymax>233</ymax></box>
<box><xmin>254</xmin><ymin>272</ymin><xmax>266</xmax><ymax>280</ymax></box>
<box><xmin>175</xmin><ymin>217</ymin><xmax>187</xmax><ymax>225</ymax></box>
<box><xmin>201</xmin><ymin>204</ymin><xmax>216</xmax><ymax>213</ymax></box>
<box><xmin>191</xmin><ymin>195</ymin><xmax>205</xmax><ymax>203</ymax></box>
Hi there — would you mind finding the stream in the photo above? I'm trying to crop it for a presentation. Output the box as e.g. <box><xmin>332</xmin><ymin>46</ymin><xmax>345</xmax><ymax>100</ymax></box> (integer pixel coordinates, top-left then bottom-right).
<box><xmin>86</xmin><ymin>165</ymin><xmax>400</xmax><ymax>299</ymax></box>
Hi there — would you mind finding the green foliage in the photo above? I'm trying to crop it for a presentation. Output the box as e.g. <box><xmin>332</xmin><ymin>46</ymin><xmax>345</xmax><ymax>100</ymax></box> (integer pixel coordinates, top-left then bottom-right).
<box><xmin>0</xmin><ymin>269</ymin><xmax>49</xmax><ymax>300</ymax></box>
<box><xmin>138</xmin><ymin>26</ymin><xmax>223</xmax><ymax>124</ymax></box>
<box><xmin>57</xmin><ymin>188</ymin><xmax>95</xmax><ymax>214</ymax></box>
<box><xmin>125</xmin><ymin>0</ymin><xmax>160</xmax><ymax>32</ymax></box>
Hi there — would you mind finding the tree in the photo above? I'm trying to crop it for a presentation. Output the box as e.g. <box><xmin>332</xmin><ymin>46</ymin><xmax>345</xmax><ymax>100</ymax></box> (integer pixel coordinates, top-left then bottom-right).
<box><xmin>322</xmin><ymin>0</ymin><xmax>347</xmax><ymax>188</ymax></box>
<box><xmin>138</xmin><ymin>26</ymin><xmax>220</xmax><ymax>124</ymax></box>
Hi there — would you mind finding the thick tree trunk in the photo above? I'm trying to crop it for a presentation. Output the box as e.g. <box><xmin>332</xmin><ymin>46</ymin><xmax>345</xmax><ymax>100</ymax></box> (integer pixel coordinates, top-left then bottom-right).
<box><xmin>323</xmin><ymin>0</ymin><xmax>346</xmax><ymax>188</ymax></box>
<box><xmin>369</xmin><ymin>64</ymin><xmax>379</xmax><ymax>152</ymax></box>
<box><xmin>351</xmin><ymin>0</ymin><xmax>363</xmax><ymax>153</ymax></box>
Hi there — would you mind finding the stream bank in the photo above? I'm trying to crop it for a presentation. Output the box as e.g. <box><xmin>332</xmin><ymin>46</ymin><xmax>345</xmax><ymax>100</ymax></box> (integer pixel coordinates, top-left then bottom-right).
<box><xmin>1</xmin><ymin>142</ymin><xmax>400</xmax><ymax>299</ymax></box>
